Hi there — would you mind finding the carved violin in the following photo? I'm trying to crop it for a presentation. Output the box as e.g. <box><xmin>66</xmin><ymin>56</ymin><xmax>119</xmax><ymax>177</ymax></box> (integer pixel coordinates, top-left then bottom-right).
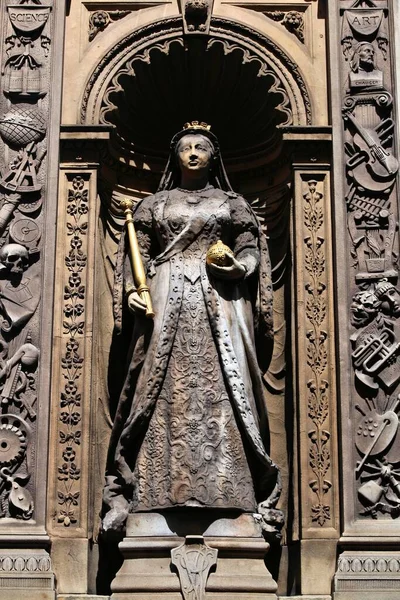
<box><xmin>346</xmin><ymin>112</ymin><xmax>399</xmax><ymax>182</ymax></box>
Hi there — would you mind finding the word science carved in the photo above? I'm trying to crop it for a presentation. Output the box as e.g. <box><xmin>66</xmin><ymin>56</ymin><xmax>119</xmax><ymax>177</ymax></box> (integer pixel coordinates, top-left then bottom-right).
<box><xmin>339</xmin><ymin>0</ymin><xmax>400</xmax><ymax>522</ymax></box>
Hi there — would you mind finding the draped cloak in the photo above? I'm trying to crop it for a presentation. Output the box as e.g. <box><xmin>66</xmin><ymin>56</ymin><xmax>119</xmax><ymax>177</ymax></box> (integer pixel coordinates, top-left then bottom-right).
<box><xmin>103</xmin><ymin>186</ymin><xmax>281</xmax><ymax>518</ymax></box>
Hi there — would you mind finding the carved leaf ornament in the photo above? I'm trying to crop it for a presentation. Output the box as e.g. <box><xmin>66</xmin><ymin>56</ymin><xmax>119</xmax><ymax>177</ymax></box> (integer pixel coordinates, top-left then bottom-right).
<box><xmin>56</xmin><ymin>175</ymin><xmax>88</xmax><ymax>527</ymax></box>
<box><xmin>303</xmin><ymin>180</ymin><xmax>332</xmax><ymax>526</ymax></box>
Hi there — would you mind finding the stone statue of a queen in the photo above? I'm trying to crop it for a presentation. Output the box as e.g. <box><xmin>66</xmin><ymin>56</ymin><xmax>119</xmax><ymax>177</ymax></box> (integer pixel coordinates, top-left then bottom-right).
<box><xmin>102</xmin><ymin>122</ymin><xmax>282</xmax><ymax>537</ymax></box>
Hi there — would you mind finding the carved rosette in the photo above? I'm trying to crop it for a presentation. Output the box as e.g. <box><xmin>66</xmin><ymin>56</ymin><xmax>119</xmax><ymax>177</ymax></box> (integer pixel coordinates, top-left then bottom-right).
<box><xmin>294</xmin><ymin>171</ymin><xmax>339</xmax><ymax>538</ymax></box>
<box><xmin>264</xmin><ymin>11</ymin><xmax>305</xmax><ymax>43</ymax></box>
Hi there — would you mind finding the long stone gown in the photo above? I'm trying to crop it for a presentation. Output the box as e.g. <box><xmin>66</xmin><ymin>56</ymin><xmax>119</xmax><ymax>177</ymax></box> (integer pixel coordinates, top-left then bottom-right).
<box><xmin>105</xmin><ymin>184</ymin><xmax>278</xmax><ymax>517</ymax></box>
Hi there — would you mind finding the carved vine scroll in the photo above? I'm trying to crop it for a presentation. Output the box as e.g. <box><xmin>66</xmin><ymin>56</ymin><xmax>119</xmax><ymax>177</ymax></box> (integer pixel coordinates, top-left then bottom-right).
<box><xmin>48</xmin><ymin>163</ymin><xmax>99</xmax><ymax>537</ymax></box>
<box><xmin>293</xmin><ymin>167</ymin><xmax>339</xmax><ymax>539</ymax></box>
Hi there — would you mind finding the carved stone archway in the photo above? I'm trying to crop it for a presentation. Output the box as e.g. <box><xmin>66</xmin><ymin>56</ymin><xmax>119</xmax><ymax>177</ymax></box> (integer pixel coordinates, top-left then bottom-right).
<box><xmin>80</xmin><ymin>16</ymin><xmax>312</xmax><ymax>174</ymax></box>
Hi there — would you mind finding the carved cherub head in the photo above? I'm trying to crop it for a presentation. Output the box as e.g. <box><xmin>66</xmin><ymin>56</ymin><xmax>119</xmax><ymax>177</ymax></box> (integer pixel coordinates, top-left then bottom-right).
<box><xmin>350</xmin><ymin>42</ymin><xmax>376</xmax><ymax>73</ymax></box>
<box><xmin>350</xmin><ymin>289</ymin><xmax>380</xmax><ymax>327</ymax></box>
<box><xmin>0</xmin><ymin>243</ymin><xmax>29</xmax><ymax>278</ymax></box>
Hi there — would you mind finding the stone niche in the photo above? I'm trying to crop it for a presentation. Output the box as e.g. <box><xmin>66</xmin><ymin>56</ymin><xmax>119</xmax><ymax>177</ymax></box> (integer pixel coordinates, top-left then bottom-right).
<box><xmin>0</xmin><ymin>0</ymin><xmax>397</xmax><ymax>599</ymax></box>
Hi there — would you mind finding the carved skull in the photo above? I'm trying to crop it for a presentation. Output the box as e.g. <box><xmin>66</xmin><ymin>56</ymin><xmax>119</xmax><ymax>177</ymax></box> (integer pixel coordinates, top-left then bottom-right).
<box><xmin>0</xmin><ymin>243</ymin><xmax>29</xmax><ymax>275</ymax></box>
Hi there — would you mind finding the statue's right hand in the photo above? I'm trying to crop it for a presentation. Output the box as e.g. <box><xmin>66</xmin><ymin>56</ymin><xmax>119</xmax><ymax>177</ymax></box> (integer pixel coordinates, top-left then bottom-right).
<box><xmin>127</xmin><ymin>291</ymin><xmax>147</xmax><ymax>314</ymax></box>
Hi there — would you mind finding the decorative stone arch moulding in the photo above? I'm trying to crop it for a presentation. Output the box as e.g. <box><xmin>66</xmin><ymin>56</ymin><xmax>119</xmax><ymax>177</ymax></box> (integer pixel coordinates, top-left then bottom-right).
<box><xmin>79</xmin><ymin>16</ymin><xmax>313</xmax><ymax>131</ymax></box>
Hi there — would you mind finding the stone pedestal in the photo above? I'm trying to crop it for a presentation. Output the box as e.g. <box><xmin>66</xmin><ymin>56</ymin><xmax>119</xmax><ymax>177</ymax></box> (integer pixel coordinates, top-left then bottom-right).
<box><xmin>110</xmin><ymin>512</ymin><xmax>277</xmax><ymax>600</ymax></box>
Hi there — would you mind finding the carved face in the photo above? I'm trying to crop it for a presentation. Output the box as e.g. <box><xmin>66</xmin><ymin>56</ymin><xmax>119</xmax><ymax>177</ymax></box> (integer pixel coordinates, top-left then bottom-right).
<box><xmin>0</xmin><ymin>243</ymin><xmax>29</xmax><ymax>275</ymax></box>
<box><xmin>285</xmin><ymin>11</ymin><xmax>302</xmax><ymax>27</ymax></box>
<box><xmin>358</xmin><ymin>43</ymin><xmax>375</xmax><ymax>69</ymax></box>
<box><xmin>350</xmin><ymin>290</ymin><xmax>379</xmax><ymax>327</ymax></box>
<box><xmin>377</xmin><ymin>284</ymin><xmax>400</xmax><ymax>318</ymax></box>
<box><xmin>176</xmin><ymin>134</ymin><xmax>213</xmax><ymax>174</ymax></box>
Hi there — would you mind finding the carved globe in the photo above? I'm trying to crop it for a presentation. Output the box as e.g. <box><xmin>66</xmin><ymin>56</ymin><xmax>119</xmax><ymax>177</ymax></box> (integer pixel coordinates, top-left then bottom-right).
<box><xmin>0</xmin><ymin>107</ymin><xmax>46</xmax><ymax>148</ymax></box>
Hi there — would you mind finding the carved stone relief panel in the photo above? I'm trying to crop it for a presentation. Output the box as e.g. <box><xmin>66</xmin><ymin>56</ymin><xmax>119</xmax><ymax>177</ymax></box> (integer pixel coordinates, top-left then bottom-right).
<box><xmin>334</xmin><ymin>551</ymin><xmax>400</xmax><ymax>594</ymax></box>
<box><xmin>0</xmin><ymin>0</ymin><xmax>58</xmax><ymax>528</ymax></box>
<box><xmin>226</xmin><ymin>3</ymin><xmax>314</xmax><ymax>51</ymax></box>
<box><xmin>337</xmin><ymin>0</ymin><xmax>400</xmax><ymax>525</ymax></box>
<box><xmin>293</xmin><ymin>170</ymin><xmax>339</xmax><ymax>538</ymax></box>
<box><xmin>48</xmin><ymin>168</ymin><xmax>98</xmax><ymax>536</ymax></box>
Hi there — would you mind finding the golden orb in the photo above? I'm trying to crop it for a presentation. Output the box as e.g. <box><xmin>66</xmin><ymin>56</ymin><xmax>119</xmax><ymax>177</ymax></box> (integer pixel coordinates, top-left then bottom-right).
<box><xmin>206</xmin><ymin>240</ymin><xmax>234</xmax><ymax>266</ymax></box>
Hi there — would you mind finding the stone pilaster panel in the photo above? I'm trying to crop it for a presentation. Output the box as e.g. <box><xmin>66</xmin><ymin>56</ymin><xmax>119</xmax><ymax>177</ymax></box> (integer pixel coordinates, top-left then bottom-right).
<box><xmin>329</xmin><ymin>0</ymin><xmax>400</xmax><ymax>536</ymax></box>
<box><xmin>47</xmin><ymin>127</ymin><xmax>110</xmax><ymax>595</ymax></box>
<box><xmin>327</xmin><ymin>0</ymin><xmax>400</xmax><ymax>596</ymax></box>
<box><xmin>0</xmin><ymin>0</ymin><xmax>66</xmax><ymax>596</ymax></box>
<box><xmin>284</xmin><ymin>127</ymin><xmax>340</xmax><ymax>595</ymax></box>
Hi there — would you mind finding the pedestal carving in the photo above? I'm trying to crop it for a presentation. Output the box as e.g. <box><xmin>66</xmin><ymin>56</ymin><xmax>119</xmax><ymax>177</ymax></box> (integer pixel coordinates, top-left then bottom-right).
<box><xmin>171</xmin><ymin>536</ymin><xmax>217</xmax><ymax>600</ymax></box>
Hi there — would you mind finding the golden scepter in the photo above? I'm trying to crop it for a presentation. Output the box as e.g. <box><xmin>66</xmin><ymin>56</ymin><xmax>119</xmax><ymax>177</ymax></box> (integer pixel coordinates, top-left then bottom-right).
<box><xmin>120</xmin><ymin>198</ymin><xmax>155</xmax><ymax>319</ymax></box>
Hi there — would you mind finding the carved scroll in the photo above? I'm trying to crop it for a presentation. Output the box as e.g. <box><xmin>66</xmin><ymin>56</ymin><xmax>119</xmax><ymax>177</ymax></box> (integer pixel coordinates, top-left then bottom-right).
<box><xmin>171</xmin><ymin>536</ymin><xmax>217</xmax><ymax>600</ymax></box>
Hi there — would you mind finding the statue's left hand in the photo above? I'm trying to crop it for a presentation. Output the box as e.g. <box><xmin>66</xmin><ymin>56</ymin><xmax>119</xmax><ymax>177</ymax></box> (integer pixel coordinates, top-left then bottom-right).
<box><xmin>208</xmin><ymin>253</ymin><xmax>247</xmax><ymax>280</ymax></box>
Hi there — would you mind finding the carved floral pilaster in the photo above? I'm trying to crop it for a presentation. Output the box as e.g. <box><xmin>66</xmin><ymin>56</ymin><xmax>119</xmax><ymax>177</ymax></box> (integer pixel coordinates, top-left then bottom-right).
<box><xmin>48</xmin><ymin>169</ymin><xmax>97</xmax><ymax>536</ymax></box>
<box><xmin>294</xmin><ymin>172</ymin><xmax>339</xmax><ymax>539</ymax></box>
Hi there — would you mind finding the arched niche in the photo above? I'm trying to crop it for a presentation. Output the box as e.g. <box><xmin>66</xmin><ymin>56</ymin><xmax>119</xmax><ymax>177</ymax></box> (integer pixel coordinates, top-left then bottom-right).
<box><xmin>79</xmin><ymin>15</ymin><xmax>311</xmax><ymax>269</ymax></box>
<box><xmin>75</xmin><ymin>14</ymin><xmax>312</xmax><ymax>556</ymax></box>
<box><xmin>80</xmin><ymin>15</ymin><xmax>311</xmax><ymax>174</ymax></box>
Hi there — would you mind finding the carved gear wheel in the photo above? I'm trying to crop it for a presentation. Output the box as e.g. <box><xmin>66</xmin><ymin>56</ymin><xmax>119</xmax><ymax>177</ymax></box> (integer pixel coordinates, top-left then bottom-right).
<box><xmin>0</xmin><ymin>419</ymin><xmax>27</xmax><ymax>468</ymax></box>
